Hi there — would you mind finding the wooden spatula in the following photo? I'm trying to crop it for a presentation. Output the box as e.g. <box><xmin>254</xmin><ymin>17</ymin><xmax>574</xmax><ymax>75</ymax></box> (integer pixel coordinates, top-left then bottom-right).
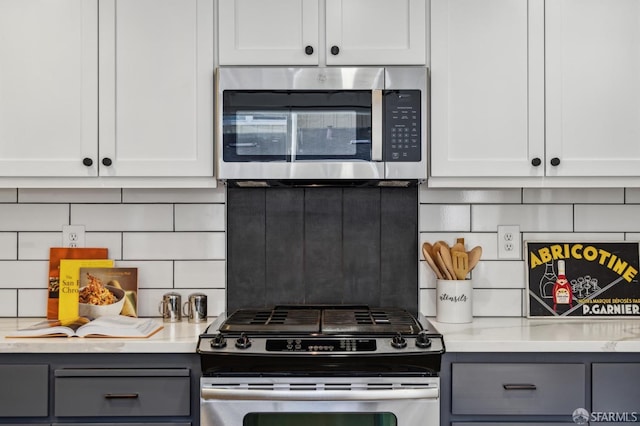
<box><xmin>422</xmin><ymin>242</ymin><xmax>444</xmax><ymax>279</ymax></box>
<box><xmin>452</xmin><ymin>251</ymin><xmax>469</xmax><ymax>280</ymax></box>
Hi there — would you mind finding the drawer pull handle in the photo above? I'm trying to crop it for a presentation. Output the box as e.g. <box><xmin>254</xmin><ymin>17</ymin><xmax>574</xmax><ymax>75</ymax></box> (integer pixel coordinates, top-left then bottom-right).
<box><xmin>104</xmin><ymin>393</ymin><xmax>139</xmax><ymax>399</ymax></box>
<box><xmin>503</xmin><ymin>384</ymin><xmax>537</xmax><ymax>390</ymax></box>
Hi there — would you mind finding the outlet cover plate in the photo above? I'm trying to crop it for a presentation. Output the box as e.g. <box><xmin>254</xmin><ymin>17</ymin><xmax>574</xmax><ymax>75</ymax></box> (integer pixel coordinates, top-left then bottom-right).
<box><xmin>498</xmin><ymin>225</ymin><xmax>520</xmax><ymax>259</ymax></box>
<box><xmin>62</xmin><ymin>225</ymin><xmax>85</xmax><ymax>248</ymax></box>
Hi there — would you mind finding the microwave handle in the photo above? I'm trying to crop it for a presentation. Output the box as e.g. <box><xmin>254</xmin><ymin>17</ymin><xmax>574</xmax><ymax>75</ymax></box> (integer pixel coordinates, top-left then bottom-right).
<box><xmin>202</xmin><ymin>386</ymin><xmax>439</xmax><ymax>402</ymax></box>
<box><xmin>371</xmin><ymin>89</ymin><xmax>383</xmax><ymax>162</ymax></box>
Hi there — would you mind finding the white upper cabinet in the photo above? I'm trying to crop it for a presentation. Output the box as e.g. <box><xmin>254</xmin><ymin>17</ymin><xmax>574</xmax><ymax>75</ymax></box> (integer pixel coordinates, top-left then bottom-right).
<box><xmin>218</xmin><ymin>0</ymin><xmax>426</xmax><ymax>65</ymax></box>
<box><xmin>325</xmin><ymin>0</ymin><xmax>426</xmax><ymax>65</ymax></box>
<box><xmin>0</xmin><ymin>0</ymin><xmax>98</xmax><ymax>177</ymax></box>
<box><xmin>430</xmin><ymin>0</ymin><xmax>545</xmax><ymax>177</ymax></box>
<box><xmin>546</xmin><ymin>0</ymin><xmax>640</xmax><ymax>177</ymax></box>
<box><xmin>99</xmin><ymin>0</ymin><xmax>214</xmax><ymax>177</ymax></box>
<box><xmin>218</xmin><ymin>0</ymin><xmax>319</xmax><ymax>65</ymax></box>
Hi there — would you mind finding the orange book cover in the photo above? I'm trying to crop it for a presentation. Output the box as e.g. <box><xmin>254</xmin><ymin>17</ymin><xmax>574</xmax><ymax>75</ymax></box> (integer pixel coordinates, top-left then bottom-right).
<box><xmin>47</xmin><ymin>247</ymin><xmax>109</xmax><ymax>320</ymax></box>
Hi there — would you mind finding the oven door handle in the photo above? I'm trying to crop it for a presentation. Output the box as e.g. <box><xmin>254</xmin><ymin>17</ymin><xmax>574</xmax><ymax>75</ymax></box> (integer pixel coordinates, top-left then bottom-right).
<box><xmin>201</xmin><ymin>387</ymin><xmax>439</xmax><ymax>401</ymax></box>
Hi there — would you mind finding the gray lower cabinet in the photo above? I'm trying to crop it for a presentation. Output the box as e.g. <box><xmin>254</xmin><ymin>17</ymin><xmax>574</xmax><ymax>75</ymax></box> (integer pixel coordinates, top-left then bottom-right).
<box><xmin>54</xmin><ymin>368</ymin><xmax>190</xmax><ymax>417</ymax></box>
<box><xmin>0</xmin><ymin>364</ymin><xmax>49</xmax><ymax>418</ymax></box>
<box><xmin>0</xmin><ymin>353</ymin><xmax>199</xmax><ymax>425</ymax></box>
<box><xmin>452</xmin><ymin>363</ymin><xmax>585</xmax><ymax>415</ymax></box>
<box><xmin>592</xmin><ymin>363</ymin><xmax>640</xmax><ymax>413</ymax></box>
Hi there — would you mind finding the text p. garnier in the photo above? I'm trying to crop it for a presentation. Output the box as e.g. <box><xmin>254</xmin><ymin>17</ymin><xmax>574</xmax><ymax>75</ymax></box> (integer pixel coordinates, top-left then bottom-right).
<box><xmin>530</xmin><ymin>243</ymin><xmax>638</xmax><ymax>283</ymax></box>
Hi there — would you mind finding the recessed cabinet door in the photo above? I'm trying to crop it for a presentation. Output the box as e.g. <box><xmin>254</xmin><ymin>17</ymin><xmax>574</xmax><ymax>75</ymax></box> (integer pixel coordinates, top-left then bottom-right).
<box><xmin>0</xmin><ymin>0</ymin><xmax>98</xmax><ymax>177</ymax></box>
<box><xmin>325</xmin><ymin>0</ymin><xmax>426</xmax><ymax>65</ymax></box>
<box><xmin>546</xmin><ymin>0</ymin><xmax>640</xmax><ymax>177</ymax></box>
<box><xmin>99</xmin><ymin>0</ymin><xmax>214</xmax><ymax>177</ymax></box>
<box><xmin>430</xmin><ymin>0</ymin><xmax>544</xmax><ymax>177</ymax></box>
<box><xmin>218</xmin><ymin>0</ymin><xmax>320</xmax><ymax>65</ymax></box>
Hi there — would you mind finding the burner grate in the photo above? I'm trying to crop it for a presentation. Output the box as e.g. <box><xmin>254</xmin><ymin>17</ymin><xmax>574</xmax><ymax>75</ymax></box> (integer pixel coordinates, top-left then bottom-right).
<box><xmin>220</xmin><ymin>308</ymin><xmax>321</xmax><ymax>333</ymax></box>
<box><xmin>322</xmin><ymin>308</ymin><xmax>422</xmax><ymax>335</ymax></box>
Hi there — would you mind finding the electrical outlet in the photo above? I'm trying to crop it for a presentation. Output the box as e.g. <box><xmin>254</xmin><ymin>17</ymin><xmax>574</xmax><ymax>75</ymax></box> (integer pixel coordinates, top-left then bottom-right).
<box><xmin>498</xmin><ymin>225</ymin><xmax>520</xmax><ymax>259</ymax></box>
<box><xmin>62</xmin><ymin>225</ymin><xmax>85</xmax><ymax>248</ymax></box>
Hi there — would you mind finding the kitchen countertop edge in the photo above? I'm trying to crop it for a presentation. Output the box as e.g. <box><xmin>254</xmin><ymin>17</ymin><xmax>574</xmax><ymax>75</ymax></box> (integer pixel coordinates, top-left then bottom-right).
<box><xmin>1</xmin><ymin>317</ymin><xmax>640</xmax><ymax>353</ymax></box>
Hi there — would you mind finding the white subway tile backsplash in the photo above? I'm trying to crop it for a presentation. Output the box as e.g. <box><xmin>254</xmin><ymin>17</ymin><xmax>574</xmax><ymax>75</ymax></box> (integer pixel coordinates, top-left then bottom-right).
<box><xmin>0</xmin><ymin>189</ymin><xmax>17</xmax><ymax>202</ymax></box>
<box><xmin>472</xmin><ymin>204</ymin><xmax>573</xmax><ymax>232</ymax></box>
<box><xmin>175</xmin><ymin>260</ymin><xmax>226</xmax><ymax>288</ymax></box>
<box><xmin>419</xmin><ymin>288</ymin><xmax>522</xmax><ymax>317</ymax></box>
<box><xmin>123</xmin><ymin>187</ymin><xmax>225</xmax><ymax>203</ymax></box>
<box><xmin>523</xmin><ymin>188</ymin><xmax>624</xmax><ymax>204</ymax></box>
<box><xmin>123</xmin><ymin>232</ymin><xmax>225</xmax><ymax>260</ymax></box>
<box><xmin>175</xmin><ymin>204</ymin><xmax>225</xmax><ymax>231</ymax></box>
<box><xmin>420</xmin><ymin>188</ymin><xmax>521</xmax><ymax>204</ymax></box>
<box><xmin>17</xmin><ymin>289</ymin><xmax>47</xmax><ymax>317</ymax></box>
<box><xmin>18</xmin><ymin>188</ymin><xmax>122</xmax><ymax>203</ymax></box>
<box><xmin>0</xmin><ymin>261</ymin><xmax>48</xmax><ymax>288</ymax></box>
<box><xmin>471</xmin><ymin>261</ymin><xmax>526</xmax><ymax>289</ymax></box>
<box><xmin>420</xmin><ymin>232</ymin><xmax>498</xmax><ymax>259</ymax></box>
<box><xmin>85</xmin><ymin>232</ymin><xmax>123</xmax><ymax>260</ymax></box>
<box><xmin>115</xmin><ymin>260</ymin><xmax>174</xmax><ymax>289</ymax></box>
<box><xmin>18</xmin><ymin>232</ymin><xmax>59</xmax><ymax>260</ymax></box>
<box><xmin>0</xmin><ymin>233</ymin><xmax>17</xmax><ymax>260</ymax></box>
<box><xmin>625</xmin><ymin>188</ymin><xmax>640</xmax><ymax>203</ymax></box>
<box><xmin>575</xmin><ymin>205</ymin><xmax>640</xmax><ymax>232</ymax></box>
<box><xmin>0</xmin><ymin>290</ymin><xmax>17</xmax><ymax>317</ymax></box>
<box><xmin>0</xmin><ymin>204</ymin><xmax>68</xmax><ymax>231</ymax></box>
<box><xmin>419</xmin><ymin>289</ymin><xmax>436</xmax><ymax>317</ymax></box>
<box><xmin>71</xmin><ymin>204</ymin><xmax>174</xmax><ymax>231</ymax></box>
<box><xmin>419</xmin><ymin>205</ymin><xmax>471</xmax><ymax>232</ymax></box>
<box><xmin>523</xmin><ymin>232</ymin><xmax>625</xmax><ymax>242</ymax></box>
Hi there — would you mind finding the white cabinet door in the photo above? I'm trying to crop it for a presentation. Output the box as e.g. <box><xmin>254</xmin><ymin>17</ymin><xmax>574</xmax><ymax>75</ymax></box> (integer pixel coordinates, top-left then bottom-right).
<box><xmin>0</xmin><ymin>0</ymin><xmax>98</xmax><ymax>177</ymax></box>
<box><xmin>326</xmin><ymin>0</ymin><xmax>426</xmax><ymax>65</ymax></box>
<box><xmin>218</xmin><ymin>0</ymin><xmax>319</xmax><ymax>65</ymax></box>
<box><xmin>546</xmin><ymin>0</ymin><xmax>640</xmax><ymax>177</ymax></box>
<box><xmin>430</xmin><ymin>0</ymin><xmax>544</xmax><ymax>177</ymax></box>
<box><xmin>99</xmin><ymin>0</ymin><xmax>214</xmax><ymax>177</ymax></box>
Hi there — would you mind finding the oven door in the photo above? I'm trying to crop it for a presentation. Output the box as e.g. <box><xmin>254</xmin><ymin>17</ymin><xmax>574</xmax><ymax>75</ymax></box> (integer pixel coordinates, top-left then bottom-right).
<box><xmin>201</xmin><ymin>376</ymin><xmax>440</xmax><ymax>426</ymax></box>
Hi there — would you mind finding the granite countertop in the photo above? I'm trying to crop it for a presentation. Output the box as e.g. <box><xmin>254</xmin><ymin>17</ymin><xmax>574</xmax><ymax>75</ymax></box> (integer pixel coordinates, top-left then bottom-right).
<box><xmin>2</xmin><ymin>317</ymin><xmax>640</xmax><ymax>353</ymax></box>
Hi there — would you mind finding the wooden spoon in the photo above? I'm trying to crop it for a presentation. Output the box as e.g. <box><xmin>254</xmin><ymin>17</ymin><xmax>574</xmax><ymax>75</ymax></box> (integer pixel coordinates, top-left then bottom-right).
<box><xmin>438</xmin><ymin>243</ymin><xmax>457</xmax><ymax>279</ymax></box>
<box><xmin>435</xmin><ymin>251</ymin><xmax>454</xmax><ymax>280</ymax></box>
<box><xmin>422</xmin><ymin>242</ymin><xmax>444</xmax><ymax>279</ymax></box>
<box><xmin>467</xmin><ymin>246</ymin><xmax>483</xmax><ymax>271</ymax></box>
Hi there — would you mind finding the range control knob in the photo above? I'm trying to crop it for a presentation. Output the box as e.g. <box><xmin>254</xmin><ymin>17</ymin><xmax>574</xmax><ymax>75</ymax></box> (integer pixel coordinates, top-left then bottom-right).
<box><xmin>391</xmin><ymin>332</ymin><xmax>407</xmax><ymax>349</ymax></box>
<box><xmin>235</xmin><ymin>332</ymin><xmax>252</xmax><ymax>349</ymax></box>
<box><xmin>415</xmin><ymin>331</ymin><xmax>432</xmax><ymax>349</ymax></box>
<box><xmin>210</xmin><ymin>333</ymin><xmax>227</xmax><ymax>349</ymax></box>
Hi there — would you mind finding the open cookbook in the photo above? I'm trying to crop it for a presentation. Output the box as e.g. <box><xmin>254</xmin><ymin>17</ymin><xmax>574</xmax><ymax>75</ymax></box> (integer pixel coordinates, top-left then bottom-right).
<box><xmin>5</xmin><ymin>315</ymin><xmax>163</xmax><ymax>338</ymax></box>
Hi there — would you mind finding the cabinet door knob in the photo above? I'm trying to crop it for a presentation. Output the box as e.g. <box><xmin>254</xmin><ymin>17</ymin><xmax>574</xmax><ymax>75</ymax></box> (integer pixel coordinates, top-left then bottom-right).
<box><xmin>531</xmin><ymin>157</ymin><xmax>541</xmax><ymax>167</ymax></box>
<box><xmin>550</xmin><ymin>157</ymin><xmax>561</xmax><ymax>166</ymax></box>
<box><xmin>82</xmin><ymin>157</ymin><xmax>93</xmax><ymax>167</ymax></box>
<box><xmin>330</xmin><ymin>45</ymin><xmax>340</xmax><ymax>55</ymax></box>
<box><xmin>305</xmin><ymin>45</ymin><xmax>314</xmax><ymax>55</ymax></box>
<box><xmin>102</xmin><ymin>157</ymin><xmax>113</xmax><ymax>166</ymax></box>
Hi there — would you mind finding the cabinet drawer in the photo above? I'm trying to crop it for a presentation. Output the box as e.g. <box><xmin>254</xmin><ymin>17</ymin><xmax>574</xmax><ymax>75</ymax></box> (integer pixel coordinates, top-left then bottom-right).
<box><xmin>452</xmin><ymin>363</ymin><xmax>585</xmax><ymax>415</ymax></box>
<box><xmin>0</xmin><ymin>364</ymin><xmax>48</xmax><ymax>417</ymax></box>
<box><xmin>54</xmin><ymin>368</ymin><xmax>190</xmax><ymax>417</ymax></box>
<box><xmin>593</xmin><ymin>363</ymin><xmax>640</xmax><ymax>413</ymax></box>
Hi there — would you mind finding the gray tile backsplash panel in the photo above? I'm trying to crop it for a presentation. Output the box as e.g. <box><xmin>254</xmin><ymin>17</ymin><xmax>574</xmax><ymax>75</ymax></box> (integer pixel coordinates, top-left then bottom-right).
<box><xmin>226</xmin><ymin>186</ymin><xmax>419</xmax><ymax>315</ymax></box>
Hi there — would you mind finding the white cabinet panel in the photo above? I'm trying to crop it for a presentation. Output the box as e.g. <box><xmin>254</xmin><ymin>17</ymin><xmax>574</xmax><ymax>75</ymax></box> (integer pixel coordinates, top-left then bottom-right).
<box><xmin>0</xmin><ymin>0</ymin><xmax>98</xmax><ymax>177</ymax></box>
<box><xmin>430</xmin><ymin>0</ymin><xmax>544</xmax><ymax>177</ymax></box>
<box><xmin>218</xmin><ymin>0</ymin><xmax>319</xmax><ymax>65</ymax></box>
<box><xmin>325</xmin><ymin>0</ymin><xmax>426</xmax><ymax>65</ymax></box>
<box><xmin>99</xmin><ymin>0</ymin><xmax>214</xmax><ymax>177</ymax></box>
<box><xmin>546</xmin><ymin>0</ymin><xmax>640</xmax><ymax>177</ymax></box>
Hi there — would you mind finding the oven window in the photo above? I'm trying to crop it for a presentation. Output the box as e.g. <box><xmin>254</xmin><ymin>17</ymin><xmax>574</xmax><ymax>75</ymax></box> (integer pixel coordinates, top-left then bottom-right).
<box><xmin>244</xmin><ymin>412</ymin><xmax>397</xmax><ymax>426</ymax></box>
<box><xmin>223</xmin><ymin>91</ymin><xmax>372</xmax><ymax>162</ymax></box>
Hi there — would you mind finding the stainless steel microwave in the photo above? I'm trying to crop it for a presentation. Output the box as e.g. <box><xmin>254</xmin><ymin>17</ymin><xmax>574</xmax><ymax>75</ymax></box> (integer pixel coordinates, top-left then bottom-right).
<box><xmin>215</xmin><ymin>67</ymin><xmax>427</xmax><ymax>181</ymax></box>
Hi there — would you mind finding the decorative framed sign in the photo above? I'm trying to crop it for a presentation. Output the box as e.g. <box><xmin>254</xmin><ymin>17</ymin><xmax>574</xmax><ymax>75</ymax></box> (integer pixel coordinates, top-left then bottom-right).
<box><xmin>526</xmin><ymin>242</ymin><xmax>640</xmax><ymax>318</ymax></box>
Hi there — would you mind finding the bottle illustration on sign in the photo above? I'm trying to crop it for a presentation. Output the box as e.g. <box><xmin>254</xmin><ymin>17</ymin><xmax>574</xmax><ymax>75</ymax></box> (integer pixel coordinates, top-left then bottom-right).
<box><xmin>539</xmin><ymin>262</ymin><xmax>557</xmax><ymax>299</ymax></box>
<box><xmin>552</xmin><ymin>260</ymin><xmax>573</xmax><ymax>312</ymax></box>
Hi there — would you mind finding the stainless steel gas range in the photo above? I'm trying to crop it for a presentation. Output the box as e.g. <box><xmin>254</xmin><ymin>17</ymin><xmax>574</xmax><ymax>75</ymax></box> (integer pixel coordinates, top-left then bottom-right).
<box><xmin>197</xmin><ymin>305</ymin><xmax>444</xmax><ymax>426</ymax></box>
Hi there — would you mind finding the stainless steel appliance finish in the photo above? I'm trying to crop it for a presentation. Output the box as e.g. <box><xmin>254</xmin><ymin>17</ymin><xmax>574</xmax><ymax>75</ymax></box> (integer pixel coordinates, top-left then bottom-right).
<box><xmin>198</xmin><ymin>305</ymin><xmax>444</xmax><ymax>426</ymax></box>
<box><xmin>216</xmin><ymin>66</ymin><xmax>428</xmax><ymax>181</ymax></box>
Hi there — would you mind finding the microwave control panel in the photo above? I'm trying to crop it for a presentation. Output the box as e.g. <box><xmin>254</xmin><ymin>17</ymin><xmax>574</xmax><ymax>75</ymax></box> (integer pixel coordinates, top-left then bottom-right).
<box><xmin>383</xmin><ymin>90</ymin><xmax>421</xmax><ymax>162</ymax></box>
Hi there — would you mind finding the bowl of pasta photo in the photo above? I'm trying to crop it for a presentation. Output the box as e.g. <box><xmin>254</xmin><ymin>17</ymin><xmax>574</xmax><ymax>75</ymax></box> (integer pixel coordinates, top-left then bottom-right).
<box><xmin>78</xmin><ymin>273</ymin><xmax>126</xmax><ymax>318</ymax></box>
